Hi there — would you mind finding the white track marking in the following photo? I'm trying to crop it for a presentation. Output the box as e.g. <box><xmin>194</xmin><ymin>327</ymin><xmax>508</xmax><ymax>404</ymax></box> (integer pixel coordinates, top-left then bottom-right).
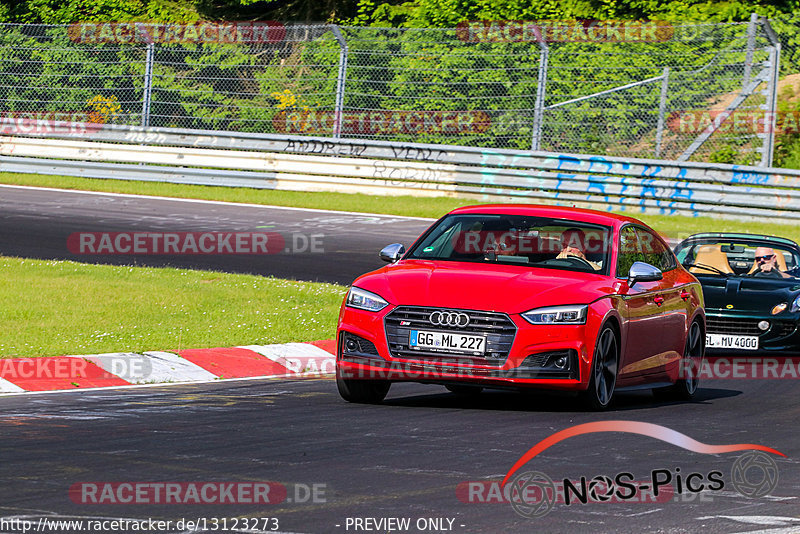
<box><xmin>242</xmin><ymin>343</ymin><xmax>336</xmax><ymax>375</ymax></box>
<box><xmin>68</xmin><ymin>351</ymin><xmax>218</xmax><ymax>383</ymax></box>
<box><xmin>0</xmin><ymin>183</ymin><xmax>435</xmax><ymax>220</ymax></box>
<box><xmin>0</xmin><ymin>342</ymin><xmax>335</xmax><ymax>395</ymax></box>
<box><xmin>697</xmin><ymin>515</ymin><xmax>800</xmax><ymax>526</ymax></box>
<box><xmin>0</xmin><ymin>371</ymin><xmax>332</xmax><ymax>397</ymax></box>
<box><xmin>710</xmin><ymin>490</ymin><xmax>795</xmax><ymax>502</ymax></box>
<box><xmin>0</xmin><ymin>377</ymin><xmax>24</xmax><ymax>393</ymax></box>
<box><xmin>731</xmin><ymin>529</ymin><xmax>800</xmax><ymax>534</ymax></box>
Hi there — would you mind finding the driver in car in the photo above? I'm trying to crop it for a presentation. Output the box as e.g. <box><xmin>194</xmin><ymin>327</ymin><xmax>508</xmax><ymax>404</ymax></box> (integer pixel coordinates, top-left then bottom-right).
<box><xmin>752</xmin><ymin>246</ymin><xmax>792</xmax><ymax>278</ymax></box>
<box><xmin>557</xmin><ymin>228</ymin><xmax>601</xmax><ymax>270</ymax></box>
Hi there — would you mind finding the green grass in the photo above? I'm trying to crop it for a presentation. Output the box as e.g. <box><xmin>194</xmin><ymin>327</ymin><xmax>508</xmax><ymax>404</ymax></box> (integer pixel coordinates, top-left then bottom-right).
<box><xmin>3</xmin><ymin>172</ymin><xmax>800</xmax><ymax>243</ymax></box>
<box><xmin>0</xmin><ymin>256</ymin><xmax>346</xmax><ymax>358</ymax></box>
<box><xmin>3</xmin><ymin>172</ymin><xmax>800</xmax><ymax>358</ymax></box>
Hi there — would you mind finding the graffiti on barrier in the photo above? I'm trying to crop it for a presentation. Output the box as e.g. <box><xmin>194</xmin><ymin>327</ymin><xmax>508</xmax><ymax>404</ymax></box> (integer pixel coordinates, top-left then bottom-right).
<box><xmin>285</xmin><ymin>139</ymin><xmax>367</xmax><ymax>157</ymax></box>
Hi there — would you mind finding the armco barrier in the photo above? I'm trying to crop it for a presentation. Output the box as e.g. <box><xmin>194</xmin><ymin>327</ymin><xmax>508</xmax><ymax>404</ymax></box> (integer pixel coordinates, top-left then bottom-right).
<box><xmin>1</xmin><ymin>124</ymin><xmax>800</xmax><ymax>222</ymax></box>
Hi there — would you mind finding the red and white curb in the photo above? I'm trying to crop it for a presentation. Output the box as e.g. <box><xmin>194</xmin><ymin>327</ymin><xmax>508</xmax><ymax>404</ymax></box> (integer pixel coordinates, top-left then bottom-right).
<box><xmin>0</xmin><ymin>340</ymin><xmax>336</xmax><ymax>394</ymax></box>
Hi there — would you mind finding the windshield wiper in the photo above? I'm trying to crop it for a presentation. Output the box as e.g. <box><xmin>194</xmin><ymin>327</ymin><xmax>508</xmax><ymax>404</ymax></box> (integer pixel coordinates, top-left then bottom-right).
<box><xmin>682</xmin><ymin>262</ymin><xmax>730</xmax><ymax>276</ymax></box>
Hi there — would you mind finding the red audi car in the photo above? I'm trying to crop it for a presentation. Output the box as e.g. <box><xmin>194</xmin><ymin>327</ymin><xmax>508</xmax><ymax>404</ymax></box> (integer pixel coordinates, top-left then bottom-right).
<box><xmin>336</xmin><ymin>205</ymin><xmax>705</xmax><ymax>409</ymax></box>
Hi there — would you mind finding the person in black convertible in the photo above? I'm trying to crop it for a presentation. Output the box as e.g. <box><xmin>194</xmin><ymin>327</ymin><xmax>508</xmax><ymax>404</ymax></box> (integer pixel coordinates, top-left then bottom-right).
<box><xmin>751</xmin><ymin>246</ymin><xmax>793</xmax><ymax>278</ymax></box>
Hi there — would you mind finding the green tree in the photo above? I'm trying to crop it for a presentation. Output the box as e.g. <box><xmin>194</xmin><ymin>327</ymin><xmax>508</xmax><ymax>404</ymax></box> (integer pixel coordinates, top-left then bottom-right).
<box><xmin>353</xmin><ymin>0</ymin><xmax>800</xmax><ymax>27</ymax></box>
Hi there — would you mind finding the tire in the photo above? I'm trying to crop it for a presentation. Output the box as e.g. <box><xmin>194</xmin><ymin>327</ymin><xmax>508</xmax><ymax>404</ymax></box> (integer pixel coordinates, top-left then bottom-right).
<box><xmin>445</xmin><ymin>384</ymin><xmax>483</xmax><ymax>396</ymax></box>
<box><xmin>336</xmin><ymin>368</ymin><xmax>390</xmax><ymax>404</ymax></box>
<box><xmin>654</xmin><ymin>320</ymin><xmax>704</xmax><ymax>401</ymax></box>
<box><xmin>580</xmin><ymin>325</ymin><xmax>619</xmax><ymax>411</ymax></box>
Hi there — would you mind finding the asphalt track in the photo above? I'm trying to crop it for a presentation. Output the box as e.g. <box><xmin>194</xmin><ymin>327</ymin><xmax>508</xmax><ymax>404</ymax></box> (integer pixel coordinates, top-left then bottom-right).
<box><xmin>0</xmin><ymin>185</ymin><xmax>434</xmax><ymax>285</ymax></box>
<box><xmin>1</xmin><ymin>185</ymin><xmax>799</xmax><ymax>533</ymax></box>
<box><xmin>0</xmin><ymin>378</ymin><xmax>797</xmax><ymax>534</ymax></box>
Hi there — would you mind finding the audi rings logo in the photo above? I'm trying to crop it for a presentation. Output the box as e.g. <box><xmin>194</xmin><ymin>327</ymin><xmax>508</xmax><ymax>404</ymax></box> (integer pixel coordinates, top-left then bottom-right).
<box><xmin>429</xmin><ymin>311</ymin><xmax>470</xmax><ymax>328</ymax></box>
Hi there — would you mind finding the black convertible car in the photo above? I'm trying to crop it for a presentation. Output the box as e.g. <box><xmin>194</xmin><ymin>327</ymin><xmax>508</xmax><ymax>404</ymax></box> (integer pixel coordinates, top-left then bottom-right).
<box><xmin>674</xmin><ymin>233</ymin><xmax>800</xmax><ymax>355</ymax></box>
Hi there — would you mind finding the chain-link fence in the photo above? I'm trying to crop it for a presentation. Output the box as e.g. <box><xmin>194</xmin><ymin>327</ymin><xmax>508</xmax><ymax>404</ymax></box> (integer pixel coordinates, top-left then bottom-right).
<box><xmin>0</xmin><ymin>19</ymin><xmax>787</xmax><ymax>166</ymax></box>
<box><xmin>541</xmin><ymin>20</ymin><xmax>777</xmax><ymax>165</ymax></box>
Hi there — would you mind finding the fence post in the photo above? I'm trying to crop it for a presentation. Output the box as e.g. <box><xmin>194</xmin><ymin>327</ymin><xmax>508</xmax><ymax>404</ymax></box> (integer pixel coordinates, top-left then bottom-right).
<box><xmin>531</xmin><ymin>43</ymin><xmax>549</xmax><ymax>151</ymax></box>
<box><xmin>141</xmin><ymin>43</ymin><xmax>154</xmax><ymax>128</ymax></box>
<box><xmin>742</xmin><ymin>12</ymin><xmax>758</xmax><ymax>91</ymax></box>
<box><xmin>761</xmin><ymin>45</ymin><xmax>780</xmax><ymax>167</ymax></box>
<box><xmin>678</xmin><ymin>73</ymin><xmax>766</xmax><ymax>161</ymax></box>
<box><xmin>330</xmin><ymin>25</ymin><xmax>348</xmax><ymax>139</ymax></box>
<box><xmin>654</xmin><ymin>67</ymin><xmax>670</xmax><ymax>159</ymax></box>
<box><xmin>761</xmin><ymin>18</ymin><xmax>781</xmax><ymax>168</ymax></box>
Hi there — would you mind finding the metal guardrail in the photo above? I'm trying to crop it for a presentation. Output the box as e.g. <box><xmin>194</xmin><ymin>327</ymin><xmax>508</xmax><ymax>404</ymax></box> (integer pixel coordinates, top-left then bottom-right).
<box><xmin>2</xmin><ymin>124</ymin><xmax>800</xmax><ymax>222</ymax></box>
<box><xmin>0</xmin><ymin>19</ymin><xmax>783</xmax><ymax>163</ymax></box>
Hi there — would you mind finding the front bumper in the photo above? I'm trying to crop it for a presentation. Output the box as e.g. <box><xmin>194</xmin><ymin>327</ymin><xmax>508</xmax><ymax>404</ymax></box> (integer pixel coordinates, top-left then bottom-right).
<box><xmin>336</xmin><ymin>304</ymin><xmax>600</xmax><ymax>391</ymax></box>
<box><xmin>705</xmin><ymin>312</ymin><xmax>800</xmax><ymax>356</ymax></box>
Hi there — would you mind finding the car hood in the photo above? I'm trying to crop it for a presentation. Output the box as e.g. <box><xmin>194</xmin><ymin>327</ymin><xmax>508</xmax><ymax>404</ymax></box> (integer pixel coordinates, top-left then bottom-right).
<box><xmin>699</xmin><ymin>275</ymin><xmax>800</xmax><ymax>314</ymax></box>
<box><xmin>353</xmin><ymin>260</ymin><xmax>616</xmax><ymax>315</ymax></box>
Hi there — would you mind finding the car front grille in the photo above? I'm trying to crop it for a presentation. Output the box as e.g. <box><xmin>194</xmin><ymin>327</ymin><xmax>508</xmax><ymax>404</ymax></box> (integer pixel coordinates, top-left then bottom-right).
<box><xmin>384</xmin><ymin>306</ymin><xmax>517</xmax><ymax>365</ymax></box>
<box><xmin>706</xmin><ymin>316</ymin><xmax>796</xmax><ymax>337</ymax></box>
<box><xmin>777</xmin><ymin>321</ymin><xmax>797</xmax><ymax>338</ymax></box>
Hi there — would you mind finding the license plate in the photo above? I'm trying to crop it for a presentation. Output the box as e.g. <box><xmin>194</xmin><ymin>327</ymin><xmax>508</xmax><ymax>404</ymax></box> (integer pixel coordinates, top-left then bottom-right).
<box><xmin>706</xmin><ymin>333</ymin><xmax>759</xmax><ymax>350</ymax></box>
<box><xmin>409</xmin><ymin>330</ymin><xmax>486</xmax><ymax>354</ymax></box>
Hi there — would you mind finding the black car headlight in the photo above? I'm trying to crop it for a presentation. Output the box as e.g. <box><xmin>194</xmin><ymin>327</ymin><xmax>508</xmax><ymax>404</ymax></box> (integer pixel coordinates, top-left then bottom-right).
<box><xmin>792</xmin><ymin>295</ymin><xmax>800</xmax><ymax>313</ymax></box>
<box><xmin>345</xmin><ymin>287</ymin><xmax>389</xmax><ymax>312</ymax></box>
<box><xmin>522</xmin><ymin>305</ymin><xmax>588</xmax><ymax>325</ymax></box>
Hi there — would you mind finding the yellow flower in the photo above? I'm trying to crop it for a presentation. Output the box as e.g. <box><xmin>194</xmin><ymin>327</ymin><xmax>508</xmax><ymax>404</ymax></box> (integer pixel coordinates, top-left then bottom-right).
<box><xmin>86</xmin><ymin>95</ymin><xmax>121</xmax><ymax>123</ymax></box>
<box><xmin>271</xmin><ymin>89</ymin><xmax>298</xmax><ymax>110</ymax></box>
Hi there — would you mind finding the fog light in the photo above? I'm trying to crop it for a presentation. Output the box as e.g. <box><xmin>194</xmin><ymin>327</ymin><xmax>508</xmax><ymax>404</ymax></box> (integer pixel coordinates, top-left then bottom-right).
<box><xmin>345</xmin><ymin>338</ymin><xmax>359</xmax><ymax>352</ymax></box>
<box><xmin>554</xmin><ymin>355</ymin><xmax>568</xmax><ymax>369</ymax></box>
<box><xmin>758</xmin><ymin>320</ymin><xmax>770</xmax><ymax>331</ymax></box>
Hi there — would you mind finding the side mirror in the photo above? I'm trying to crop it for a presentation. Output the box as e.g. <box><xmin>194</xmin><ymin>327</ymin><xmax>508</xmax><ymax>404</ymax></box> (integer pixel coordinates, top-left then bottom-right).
<box><xmin>627</xmin><ymin>261</ymin><xmax>662</xmax><ymax>287</ymax></box>
<box><xmin>380</xmin><ymin>243</ymin><xmax>405</xmax><ymax>263</ymax></box>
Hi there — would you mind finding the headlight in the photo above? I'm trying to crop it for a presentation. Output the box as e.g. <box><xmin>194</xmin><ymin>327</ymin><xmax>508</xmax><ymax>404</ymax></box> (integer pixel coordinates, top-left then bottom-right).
<box><xmin>791</xmin><ymin>295</ymin><xmax>800</xmax><ymax>313</ymax></box>
<box><xmin>346</xmin><ymin>287</ymin><xmax>389</xmax><ymax>312</ymax></box>
<box><xmin>522</xmin><ymin>305</ymin><xmax>588</xmax><ymax>325</ymax></box>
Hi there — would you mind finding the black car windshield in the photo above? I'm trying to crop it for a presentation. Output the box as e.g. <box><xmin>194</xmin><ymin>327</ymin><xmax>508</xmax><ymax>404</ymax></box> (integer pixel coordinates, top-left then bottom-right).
<box><xmin>675</xmin><ymin>238</ymin><xmax>800</xmax><ymax>279</ymax></box>
<box><xmin>407</xmin><ymin>214</ymin><xmax>612</xmax><ymax>274</ymax></box>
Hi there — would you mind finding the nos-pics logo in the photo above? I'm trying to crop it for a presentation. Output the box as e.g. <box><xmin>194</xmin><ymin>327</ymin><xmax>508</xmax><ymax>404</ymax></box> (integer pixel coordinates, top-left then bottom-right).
<box><xmin>502</xmin><ymin>421</ymin><xmax>783</xmax><ymax>519</ymax></box>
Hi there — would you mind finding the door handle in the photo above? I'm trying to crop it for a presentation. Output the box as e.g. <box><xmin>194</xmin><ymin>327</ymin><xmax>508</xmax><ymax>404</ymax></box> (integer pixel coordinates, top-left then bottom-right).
<box><xmin>680</xmin><ymin>290</ymin><xmax>691</xmax><ymax>301</ymax></box>
<box><xmin>653</xmin><ymin>296</ymin><xmax>664</xmax><ymax>306</ymax></box>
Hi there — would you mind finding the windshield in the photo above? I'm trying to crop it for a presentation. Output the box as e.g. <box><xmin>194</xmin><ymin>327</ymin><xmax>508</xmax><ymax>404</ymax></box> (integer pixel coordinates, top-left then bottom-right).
<box><xmin>407</xmin><ymin>214</ymin><xmax>612</xmax><ymax>274</ymax></box>
<box><xmin>674</xmin><ymin>238</ymin><xmax>800</xmax><ymax>279</ymax></box>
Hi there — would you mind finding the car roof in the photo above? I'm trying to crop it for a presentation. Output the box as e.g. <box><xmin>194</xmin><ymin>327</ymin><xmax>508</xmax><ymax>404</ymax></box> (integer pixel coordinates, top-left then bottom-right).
<box><xmin>679</xmin><ymin>232</ymin><xmax>800</xmax><ymax>249</ymax></box>
<box><xmin>448</xmin><ymin>204</ymin><xmax>644</xmax><ymax>228</ymax></box>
